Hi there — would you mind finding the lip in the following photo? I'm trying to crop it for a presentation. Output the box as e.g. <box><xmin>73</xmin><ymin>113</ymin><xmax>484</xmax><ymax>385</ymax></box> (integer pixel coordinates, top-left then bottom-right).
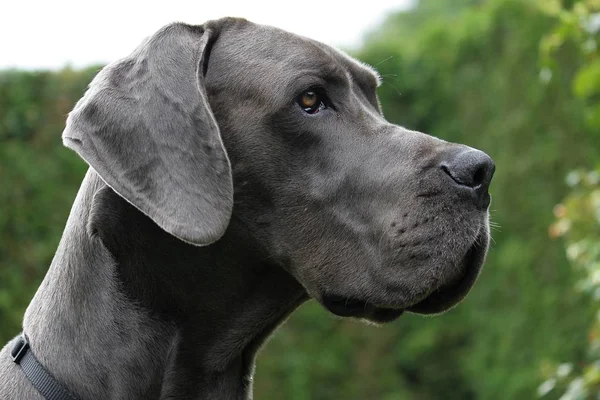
<box><xmin>407</xmin><ymin>231</ymin><xmax>488</xmax><ymax>314</ymax></box>
<box><xmin>321</xmin><ymin>230</ymin><xmax>489</xmax><ymax>321</ymax></box>
<box><xmin>322</xmin><ymin>295</ymin><xmax>405</xmax><ymax>323</ymax></box>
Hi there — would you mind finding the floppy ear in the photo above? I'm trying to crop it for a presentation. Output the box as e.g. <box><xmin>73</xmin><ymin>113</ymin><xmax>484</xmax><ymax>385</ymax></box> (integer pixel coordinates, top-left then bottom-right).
<box><xmin>62</xmin><ymin>23</ymin><xmax>232</xmax><ymax>246</ymax></box>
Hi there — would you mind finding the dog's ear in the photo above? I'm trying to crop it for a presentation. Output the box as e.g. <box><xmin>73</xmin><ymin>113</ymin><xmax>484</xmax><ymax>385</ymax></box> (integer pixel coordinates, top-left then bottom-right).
<box><xmin>62</xmin><ymin>23</ymin><xmax>232</xmax><ymax>246</ymax></box>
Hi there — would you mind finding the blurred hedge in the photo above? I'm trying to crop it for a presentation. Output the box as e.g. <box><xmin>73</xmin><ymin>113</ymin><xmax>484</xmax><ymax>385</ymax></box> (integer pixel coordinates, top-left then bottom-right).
<box><xmin>1</xmin><ymin>1</ymin><xmax>599</xmax><ymax>399</ymax></box>
<box><xmin>0</xmin><ymin>67</ymin><xmax>99</xmax><ymax>337</ymax></box>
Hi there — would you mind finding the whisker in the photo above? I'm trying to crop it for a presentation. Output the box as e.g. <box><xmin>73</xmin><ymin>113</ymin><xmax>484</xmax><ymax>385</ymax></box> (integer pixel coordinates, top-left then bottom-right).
<box><xmin>374</xmin><ymin>55</ymin><xmax>394</xmax><ymax>67</ymax></box>
<box><xmin>381</xmin><ymin>77</ymin><xmax>403</xmax><ymax>97</ymax></box>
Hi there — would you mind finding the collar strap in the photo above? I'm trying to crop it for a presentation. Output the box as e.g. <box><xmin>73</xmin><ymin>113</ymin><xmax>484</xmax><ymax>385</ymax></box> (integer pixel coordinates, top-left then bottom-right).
<box><xmin>11</xmin><ymin>333</ymin><xmax>79</xmax><ymax>400</ymax></box>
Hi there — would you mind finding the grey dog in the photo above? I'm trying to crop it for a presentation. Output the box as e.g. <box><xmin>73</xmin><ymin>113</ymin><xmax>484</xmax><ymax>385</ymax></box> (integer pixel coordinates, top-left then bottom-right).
<box><xmin>0</xmin><ymin>17</ymin><xmax>495</xmax><ymax>399</ymax></box>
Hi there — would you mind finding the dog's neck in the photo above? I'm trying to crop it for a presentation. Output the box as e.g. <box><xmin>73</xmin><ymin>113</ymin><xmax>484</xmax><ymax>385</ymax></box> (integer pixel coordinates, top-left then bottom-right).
<box><xmin>21</xmin><ymin>169</ymin><xmax>308</xmax><ymax>400</ymax></box>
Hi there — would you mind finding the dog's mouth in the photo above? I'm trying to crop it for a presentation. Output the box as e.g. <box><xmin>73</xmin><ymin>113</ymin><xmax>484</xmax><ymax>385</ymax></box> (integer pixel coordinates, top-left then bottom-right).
<box><xmin>321</xmin><ymin>295</ymin><xmax>405</xmax><ymax>323</ymax></box>
<box><xmin>321</xmin><ymin>233</ymin><xmax>488</xmax><ymax>323</ymax></box>
<box><xmin>407</xmin><ymin>234</ymin><xmax>488</xmax><ymax>314</ymax></box>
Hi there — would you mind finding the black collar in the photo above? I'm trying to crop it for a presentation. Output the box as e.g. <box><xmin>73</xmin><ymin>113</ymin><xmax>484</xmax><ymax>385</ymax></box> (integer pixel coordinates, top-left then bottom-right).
<box><xmin>11</xmin><ymin>333</ymin><xmax>79</xmax><ymax>400</ymax></box>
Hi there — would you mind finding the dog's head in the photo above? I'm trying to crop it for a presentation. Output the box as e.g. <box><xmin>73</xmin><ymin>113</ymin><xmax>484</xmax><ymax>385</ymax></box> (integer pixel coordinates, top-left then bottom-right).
<box><xmin>63</xmin><ymin>18</ymin><xmax>494</xmax><ymax>323</ymax></box>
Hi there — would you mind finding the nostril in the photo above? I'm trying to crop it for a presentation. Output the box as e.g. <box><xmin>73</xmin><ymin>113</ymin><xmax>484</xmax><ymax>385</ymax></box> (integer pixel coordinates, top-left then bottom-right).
<box><xmin>472</xmin><ymin>166</ymin><xmax>487</xmax><ymax>188</ymax></box>
<box><xmin>440</xmin><ymin>164</ymin><xmax>455</xmax><ymax>182</ymax></box>
<box><xmin>440</xmin><ymin>163</ymin><xmax>472</xmax><ymax>187</ymax></box>
<box><xmin>440</xmin><ymin>148</ymin><xmax>495</xmax><ymax>189</ymax></box>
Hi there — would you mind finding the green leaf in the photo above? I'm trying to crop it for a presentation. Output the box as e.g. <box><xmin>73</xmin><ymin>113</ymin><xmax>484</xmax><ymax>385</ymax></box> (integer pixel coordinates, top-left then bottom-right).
<box><xmin>573</xmin><ymin>60</ymin><xmax>600</xmax><ymax>99</ymax></box>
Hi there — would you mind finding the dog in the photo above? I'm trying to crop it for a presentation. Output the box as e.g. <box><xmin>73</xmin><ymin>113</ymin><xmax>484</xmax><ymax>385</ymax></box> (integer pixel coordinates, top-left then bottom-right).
<box><xmin>0</xmin><ymin>17</ymin><xmax>494</xmax><ymax>399</ymax></box>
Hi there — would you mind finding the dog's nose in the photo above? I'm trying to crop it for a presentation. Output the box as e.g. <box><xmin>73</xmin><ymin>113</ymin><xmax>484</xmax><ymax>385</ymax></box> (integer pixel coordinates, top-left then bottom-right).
<box><xmin>440</xmin><ymin>147</ymin><xmax>495</xmax><ymax>209</ymax></box>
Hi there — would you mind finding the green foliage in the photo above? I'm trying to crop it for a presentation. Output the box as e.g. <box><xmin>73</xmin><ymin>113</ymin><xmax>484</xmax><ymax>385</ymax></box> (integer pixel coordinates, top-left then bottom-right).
<box><xmin>535</xmin><ymin>1</ymin><xmax>600</xmax><ymax>398</ymax></box>
<box><xmin>1</xmin><ymin>1</ymin><xmax>599</xmax><ymax>399</ymax></box>
<box><xmin>0</xmin><ymin>67</ymin><xmax>98</xmax><ymax>339</ymax></box>
<box><xmin>540</xmin><ymin>170</ymin><xmax>600</xmax><ymax>399</ymax></box>
<box><xmin>540</xmin><ymin>0</ymin><xmax>600</xmax><ymax>132</ymax></box>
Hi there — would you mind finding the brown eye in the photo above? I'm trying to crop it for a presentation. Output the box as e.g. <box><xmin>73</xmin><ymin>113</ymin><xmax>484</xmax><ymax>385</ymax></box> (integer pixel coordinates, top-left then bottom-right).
<box><xmin>298</xmin><ymin>90</ymin><xmax>326</xmax><ymax>114</ymax></box>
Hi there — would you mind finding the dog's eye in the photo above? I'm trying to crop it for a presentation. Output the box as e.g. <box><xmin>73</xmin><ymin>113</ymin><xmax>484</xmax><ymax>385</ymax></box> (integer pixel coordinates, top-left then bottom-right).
<box><xmin>298</xmin><ymin>90</ymin><xmax>326</xmax><ymax>114</ymax></box>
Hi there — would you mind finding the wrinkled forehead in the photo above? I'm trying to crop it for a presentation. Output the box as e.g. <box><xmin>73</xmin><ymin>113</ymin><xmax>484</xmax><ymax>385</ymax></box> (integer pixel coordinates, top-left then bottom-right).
<box><xmin>206</xmin><ymin>19</ymin><xmax>380</xmax><ymax>101</ymax></box>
